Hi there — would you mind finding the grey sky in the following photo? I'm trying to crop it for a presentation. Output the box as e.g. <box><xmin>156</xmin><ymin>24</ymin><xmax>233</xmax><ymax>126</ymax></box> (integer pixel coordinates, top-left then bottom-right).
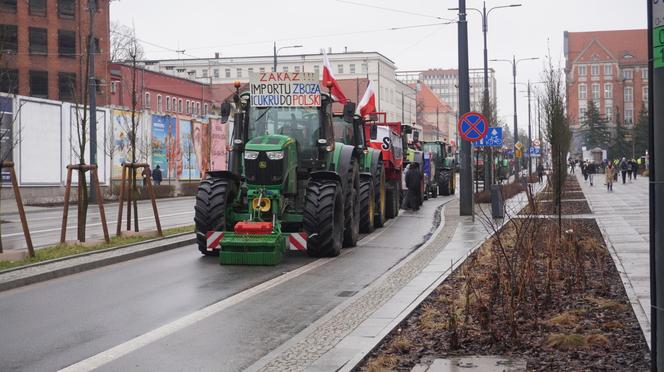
<box><xmin>111</xmin><ymin>0</ymin><xmax>647</xmax><ymax>127</ymax></box>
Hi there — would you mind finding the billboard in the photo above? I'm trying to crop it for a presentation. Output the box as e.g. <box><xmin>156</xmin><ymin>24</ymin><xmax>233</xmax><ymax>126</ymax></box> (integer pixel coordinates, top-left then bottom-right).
<box><xmin>0</xmin><ymin>96</ymin><xmax>12</xmax><ymax>183</ymax></box>
<box><xmin>249</xmin><ymin>72</ymin><xmax>321</xmax><ymax>107</ymax></box>
<box><xmin>209</xmin><ymin>118</ymin><xmax>228</xmax><ymax>171</ymax></box>
<box><xmin>179</xmin><ymin>118</ymin><xmax>199</xmax><ymax>180</ymax></box>
<box><xmin>192</xmin><ymin>120</ymin><xmax>209</xmax><ymax>178</ymax></box>
<box><xmin>151</xmin><ymin>114</ymin><xmax>176</xmax><ymax>179</ymax></box>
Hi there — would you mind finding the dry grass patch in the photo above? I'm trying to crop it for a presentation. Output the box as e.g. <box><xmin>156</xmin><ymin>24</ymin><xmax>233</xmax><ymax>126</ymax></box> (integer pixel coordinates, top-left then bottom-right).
<box><xmin>366</xmin><ymin>354</ymin><xmax>398</xmax><ymax>372</ymax></box>
<box><xmin>585</xmin><ymin>333</ymin><xmax>610</xmax><ymax>348</ymax></box>
<box><xmin>390</xmin><ymin>335</ymin><xmax>413</xmax><ymax>354</ymax></box>
<box><xmin>586</xmin><ymin>296</ymin><xmax>626</xmax><ymax>312</ymax></box>
<box><xmin>545</xmin><ymin>333</ymin><xmax>587</xmax><ymax>351</ymax></box>
<box><xmin>420</xmin><ymin>304</ymin><xmax>445</xmax><ymax>331</ymax></box>
<box><xmin>545</xmin><ymin>311</ymin><xmax>581</xmax><ymax>327</ymax></box>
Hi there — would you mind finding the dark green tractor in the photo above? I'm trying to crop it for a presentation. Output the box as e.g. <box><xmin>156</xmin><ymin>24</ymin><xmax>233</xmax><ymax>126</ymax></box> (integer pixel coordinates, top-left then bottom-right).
<box><xmin>194</xmin><ymin>86</ymin><xmax>361</xmax><ymax>265</ymax></box>
<box><xmin>332</xmin><ymin>112</ymin><xmax>386</xmax><ymax>234</ymax></box>
<box><xmin>422</xmin><ymin>141</ymin><xmax>456</xmax><ymax>197</ymax></box>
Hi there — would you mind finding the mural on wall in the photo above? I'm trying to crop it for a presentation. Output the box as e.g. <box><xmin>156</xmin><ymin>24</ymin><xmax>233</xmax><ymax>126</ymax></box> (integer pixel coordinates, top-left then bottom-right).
<box><xmin>151</xmin><ymin>115</ymin><xmax>177</xmax><ymax>179</ymax></box>
<box><xmin>112</xmin><ymin>109</ymin><xmax>132</xmax><ymax>179</ymax></box>
<box><xmin>179</xmin><ymin>118</ymin><xmax>199</xmax><ymax>180</ymax></box>
<box><xmin>192</xmin><ymin>120</ymin><xmax>209</xmax><ymax>179</ymax></box>
<box><xmin>209</xmin><ymin>118</ymin><xmax>228</xmax><ymax>171</ymax></box>
<box><xmin>0</xmin><ymin>96</ymin><xmax>13</xmax><ymax>183</ymax></box>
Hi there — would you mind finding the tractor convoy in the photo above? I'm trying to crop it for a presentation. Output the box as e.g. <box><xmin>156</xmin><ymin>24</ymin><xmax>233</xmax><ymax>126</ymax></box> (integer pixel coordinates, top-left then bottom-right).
<box><xmin>194</xmin><ymin>73</ymin><xmax>455</xmax><ymax>265</ymax></box>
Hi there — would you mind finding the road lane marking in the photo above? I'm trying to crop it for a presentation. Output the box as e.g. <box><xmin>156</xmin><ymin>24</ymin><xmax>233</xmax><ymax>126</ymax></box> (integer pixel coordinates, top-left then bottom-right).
<box><xmin>2</xmin><ymin>212</ymin><xmax>194</xmax><ymax>238</ymax></box>
<box><xmin>58</xmin><ymin>252</ymin><xmax>347</xmax><ymax>372</ymax></box>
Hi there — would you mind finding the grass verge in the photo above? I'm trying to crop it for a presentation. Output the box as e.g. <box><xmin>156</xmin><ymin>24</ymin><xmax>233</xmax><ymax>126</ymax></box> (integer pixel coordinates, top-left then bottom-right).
<box><xmin>0</xmin><ymin>225</ymin><xmax>194</xmax><ymax>271</ymax></box>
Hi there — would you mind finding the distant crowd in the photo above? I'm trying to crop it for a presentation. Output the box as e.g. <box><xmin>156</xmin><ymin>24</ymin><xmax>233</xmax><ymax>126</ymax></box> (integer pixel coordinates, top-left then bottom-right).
<box><xmin>568</xmin><ymin>157</ymin><xmax>645</xmax><ymax>192</ymax></box>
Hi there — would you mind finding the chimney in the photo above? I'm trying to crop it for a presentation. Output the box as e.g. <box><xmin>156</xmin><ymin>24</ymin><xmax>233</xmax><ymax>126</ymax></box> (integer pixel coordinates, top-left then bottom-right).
<box><xmin>328</xmin><ymin>47</ymin><xmax>332</xmax><ymax>54</ymax></box>
<box><xmin>215</xmin><ymin>52</ymin><xmax>220</xmax><ymax>59</ymax></box>
<box><xmin>344</xmin><ymin>46</ymin><xmax>348</xmax><ymax>53</ymax></box>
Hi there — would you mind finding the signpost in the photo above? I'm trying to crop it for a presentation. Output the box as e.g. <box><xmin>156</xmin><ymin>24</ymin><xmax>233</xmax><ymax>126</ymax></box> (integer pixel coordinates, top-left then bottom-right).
<box><xmin>458</xmin><ymin>111</ymin><xmax>489</xmax><ymax>202</ymax></box>
<box><xmin>249</xmin><ymin>72</ymin><xmax>321</xmax><ymax>107</ymax></box>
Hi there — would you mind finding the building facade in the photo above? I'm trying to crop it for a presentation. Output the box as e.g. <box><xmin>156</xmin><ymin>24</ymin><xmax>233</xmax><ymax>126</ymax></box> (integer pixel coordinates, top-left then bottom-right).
<box><xmin>564</xmin><ymin>29</ymin><xmax>648</xmax><ymax>128</ymax></box>
<box><xmin>0</xmin><ymin>0</ymin><xmax>110</xmax><ymax>105</ymax></box>
<box><xmin>411</xmin><ymin>82</ymin><xmax>455</xmax><ymax>144</ymax></box>
<box><xmin>396</xmin><ymin>68</ymin><xmax>497</xmax><ymax>114</ymax></box>
<box><xmin>137</xmin><ymin>50</ymin><xmax>416</xmax><ymax>125</ymax></box>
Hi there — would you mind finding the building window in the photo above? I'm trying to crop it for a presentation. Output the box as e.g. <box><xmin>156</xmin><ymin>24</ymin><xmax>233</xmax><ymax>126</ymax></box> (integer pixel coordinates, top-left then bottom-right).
<box><xmin>57</xmin><ymin>0</ymin><xmax>75</xmax><ymax>19</ymax></box>
<box><xmin>580</xmin><ymin>107</ymin><xmax>587</xmax><ymax>118</ymax></box>
<box><xmin>282</xmin><ymin>66</ymin><xmax>288</xmax><ymax>72</ymax></box>
<box><xmin>350</xmin><ymin>64</ymin><xmax>356</xmax><ymax>74</ymax></box>
<box><xmin>204</xmin><ymin>103</ymin><xmax>208</xmax><ymax>116</ymax></box>
<box><xmin>577</xmin><ymin>65</ymin><xmax>586</xmax><ymax>76</ymax></box>
<box><xmin>58</xmin><ymin>30</ymin><xmax>76</xmax><ymax>57</ymax></box>
<box><xmin>604</xmin><ymin>83</ymin><xmax>613</xmax><ymax>99</ymax></box>
<box><xmin>178</xmin><ymin>99</ymin><xmax>183</xmax><ymax>113</ymax></box>
<box><xmin>213</xmin><ymin>69</ymin><xmax>219</xmax><ymax>78</ymax></box>
<box><xmin>605</xmin><ymin>107</ymin><xmax>612</xmax><ymax>121</ymax></box>
<box><xmin>592</xmin><ymin>83</ymin><xmax>600</xmax><ymax>100</ymax></box>
<box><xmin>225</xmin><ymin>68</ymin><xmax>230</xmax><ymax>78</ymax></box>
<box><xmin>0</xmin><ymin>24</ymin><xmax>18</xmax><ymax>52</ymax></box>
<box><xmin>625</xmin><ymin>109</ymin><xmax>633</xmax><ymax>124</ymax></box>
<box><xmin>29</xmin><ymin>70</ymin><xmax>48</xmax><ymax>98</ymax></box>
<box><xmin>644</xmin><ymin>86</ymin><xmax>649</xmax><ymax>101</ymax></box>
<box><xmin>29</xmin><ymin>27</ymin><xmax>47</xmax><ymax>55</ymax></box>
<box><xmin>196</xmin><ymin>102</ymin><xmax>200</xmax><ymax>115</ymax></box>
<box><xmin>622</xmin><ymin>68</ymin><xmax>633</xmax><ymax>80</ymax></box>
<box><xmin>58</xmin><ymin>72</ymin><xmax>75</xmax><ymax>101</ymax></box>
<box><xmin>591</xmin><ymin>64</ymin><xmax>600</xmax><ymax>76</ymax></box>
<box><xmin>604</xmin><ymin>64</ymin><xmax>612</xmax><ymax>76</ymax></box>
<box><xmin>313</xmin><ymin>65</ymin><xmax>320</xmax><ymax>76</ymax></box>
<box><xmin>157</xmin><ymin>95</ymin><xmax>162</xmax><ymax>112</ymax></box>
<box><xmin>248</xmin><ymin>67</ymin><xmax>254</xmax><ymax>75</ymax></box>
<box><xmin>624</xmin><ymin>86</ymin><xmax>633</xmax><ymax>102</ymax></box>
<box><xmin>0</xmin><ymin>68</ymin><xmax>18</xmax><ymax>94</ymax></box>
<box><xmin>337</xmin><ymin>64</ymin><xmax>344</xmax><ymax>74</ymax></box>
<box><xmin>166</xmin><ymin>96</ymin><xmax>171</xmax><ymax>111</ymax></box>
<box><xmin>578</xmin><ymin>84</ymin><xmax>587</xmax><ymax>100</ymax></box>
<box><xmin>294</xmin><ymin>66</ymin><xmax>300</xmax><ymax>73</ymax></box>
<box><xmin>361</xmin><ymin>63</ymin><xmax>368</xmax><ymax>74</ymax></box>
<box><xmin>236</xmin><ymin>68</ymin><xmax>242</xmax><ymax>78</ymax></box>
<box><xmin>29</xmin><ymin>0</ymin><xmax>46</xmax><ymax>16</ymax></box>
<box><xmin>642</xmin><ymin>68</ymin><xmax>648</xmax><ymax>80</ymax></box>
<box><xmin>202</xmin><ymin>69</ymin><xmax>208</xmax><ymax>78</ymax></box>
<box><xmin>144</xmin><ymin>92</ymin><xmax>151</xmax><ymax>108</ymax></box>
<box><xmin>0</xmin><ymin>0</ymin><xmax>16</xmax><ymax>13</ymax></box>
<box><xmin>259</xmin><ymin>67</ymin><xmax>265</xmax><ymax>73</ymax></box>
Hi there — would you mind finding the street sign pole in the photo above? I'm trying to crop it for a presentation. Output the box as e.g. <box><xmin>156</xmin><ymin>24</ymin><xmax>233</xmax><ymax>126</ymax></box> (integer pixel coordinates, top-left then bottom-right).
<box><xmin>458</xmin><ymin>0</ymin><xmax>473</xmax><ymax>216</ymax></box>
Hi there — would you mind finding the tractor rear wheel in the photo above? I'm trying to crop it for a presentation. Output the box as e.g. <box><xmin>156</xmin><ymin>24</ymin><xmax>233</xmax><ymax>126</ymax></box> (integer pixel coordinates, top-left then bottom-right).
<box><xmin>359</xmin><ymin>179</ymin><xmax>375</xmax><ymax>234</ymax></box>
<box><xmin>343</xmin><ymin>163</ymin><xmax>360</xmax><ymax>247</ymax></box>
<box><xmin>374</xmin><ymin>163</ymin><xmax>386</xmax><ymax>228</ymax></box>
<box><xmin>304</xmin><ymin>179</ymin><xmax>344</xmax><ymax>257</ymax></box>
<box><xmin>194</xmin><ymin>177</ymin><xmax>229</xmax><ymax>256</ymax></box>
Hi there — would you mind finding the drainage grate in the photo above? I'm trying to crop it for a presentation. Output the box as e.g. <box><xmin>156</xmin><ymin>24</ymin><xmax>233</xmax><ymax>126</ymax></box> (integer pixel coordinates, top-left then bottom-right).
<box><xmin>336</xmin><ymin>290</ymin><xmax>358</xmax><ymax>298</ymax></box>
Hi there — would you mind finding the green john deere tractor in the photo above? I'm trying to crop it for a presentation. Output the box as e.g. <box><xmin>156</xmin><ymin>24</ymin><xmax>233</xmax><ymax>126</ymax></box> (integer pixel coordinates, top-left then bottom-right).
<box><xmin>332</xmin><ymin>113</ymin><xmax>386</xmax><ymax>234</ymax></box>
<box><xmin>422</xmin><ymin>141</ymin><xmax>456</xmax><ymax>196</ymax></box>
<box><xmin>194</xmin><ymin>86</ymin><xmax>362</xmax><ymax>265</ymax></box>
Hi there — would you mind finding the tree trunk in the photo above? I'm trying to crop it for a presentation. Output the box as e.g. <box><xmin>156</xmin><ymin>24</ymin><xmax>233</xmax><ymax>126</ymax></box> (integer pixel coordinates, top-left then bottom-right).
<box><xmin>132</xmin><ymin>168</ymin><xmax>138</xmax><ymax>232</ymax></box>
<box><xmin>0</xmin><ymin>195</ymin><xmax>4</xmax><ymax>253</ymax></box>
<box><xmin>77</xmin><ymin>170</ymin><xmax>88</xmax><ymax>242</ymax></box>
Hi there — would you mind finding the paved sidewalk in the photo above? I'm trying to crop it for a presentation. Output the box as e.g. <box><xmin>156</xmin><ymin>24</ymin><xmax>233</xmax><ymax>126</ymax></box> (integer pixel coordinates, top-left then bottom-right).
<box><xmin>576</xmin><ymin>172</ymin><xmax>651</xmax><ymax>348</ymax></box>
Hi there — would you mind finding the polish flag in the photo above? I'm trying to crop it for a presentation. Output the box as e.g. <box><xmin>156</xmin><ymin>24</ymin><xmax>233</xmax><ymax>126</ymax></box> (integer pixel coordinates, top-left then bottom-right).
<box><xmin>322</xmin><ymin>50</ymin><xmax>348</xmax><ymax>104</ymax></box>
<box><xmin>357</xmin><ymin>81</ymin><xmax>377</xmax><ymax>118</ymax></box>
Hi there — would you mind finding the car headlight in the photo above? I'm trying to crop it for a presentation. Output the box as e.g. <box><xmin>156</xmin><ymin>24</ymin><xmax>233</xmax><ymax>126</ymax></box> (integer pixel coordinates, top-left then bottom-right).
<box><xmin>266</xmin><ymin>151</ymin><xmax>284</xmax><ymax>160</ymax></box>
<box><xmin>244</xmin><ymin>151</ymin><xmax>259</xmax><ymax>160</ymax></box>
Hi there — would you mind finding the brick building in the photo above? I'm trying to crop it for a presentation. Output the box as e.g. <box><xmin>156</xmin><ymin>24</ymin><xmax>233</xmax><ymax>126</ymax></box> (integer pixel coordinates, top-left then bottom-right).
<box><xmin>109</xmin><ymin>63</ymin><xmax>213</xmax><ymax>116</ymax></box>
<box><xmin>0</xmin><ymin>0</ymin><xmax>110</xmax><ymax>104</ymax></box>
<box><xmin>409</xmin><ymin>82</ymin><xmax>455</xmax><ymax>144</ymax></box>
<box><xmin>564</xmin><ymin>29</ymin><xmax>648</xmax><ymax>129</ymax></box>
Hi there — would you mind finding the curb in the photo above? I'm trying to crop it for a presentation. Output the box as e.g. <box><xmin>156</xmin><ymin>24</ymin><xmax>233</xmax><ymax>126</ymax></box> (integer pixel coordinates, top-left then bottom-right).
<box><xmin>0</xmin><ymin>233</ymin><xmax>196</xmax><ymax>292</ymax></box>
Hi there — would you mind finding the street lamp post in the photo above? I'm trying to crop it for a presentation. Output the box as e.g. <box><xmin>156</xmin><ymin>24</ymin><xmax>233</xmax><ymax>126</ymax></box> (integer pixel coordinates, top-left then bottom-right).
<box><xmin>491</xmin><ymin>56</ymin><xmax>538</xmax><ymax>179</ymax></box>
<box><xmin>273</xmin><ymin>43</ymin><xmax>303</xmax><ymax>72</ymax></box>
<box><xmin>450</xmin><ymin>2</ymin><xmax>521</xmax><ymax>186</ymax></box>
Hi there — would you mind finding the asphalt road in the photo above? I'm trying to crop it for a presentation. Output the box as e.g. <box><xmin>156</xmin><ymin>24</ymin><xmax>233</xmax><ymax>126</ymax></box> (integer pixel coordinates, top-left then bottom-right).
<box><xmin>0</xmin><ymin>196</ymin><xmax>450</xmax><ymax>372</ymax></box>
<box><xmin>0</xmin><ymin>197</ymin><xmax>196</xmax><ymax>250</ymax></box>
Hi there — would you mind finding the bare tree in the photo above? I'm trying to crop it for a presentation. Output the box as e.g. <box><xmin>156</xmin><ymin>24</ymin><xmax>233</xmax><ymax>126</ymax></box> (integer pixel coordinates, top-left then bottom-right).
<box><xmin>110</xmin><ymin>22</ymin><xmax>145</xmax><ymax>63</ymax></box>
<box><xmin>181</xmin><ymin>128</ymin><xmax>194</xmax><ymax>183</ymax></box>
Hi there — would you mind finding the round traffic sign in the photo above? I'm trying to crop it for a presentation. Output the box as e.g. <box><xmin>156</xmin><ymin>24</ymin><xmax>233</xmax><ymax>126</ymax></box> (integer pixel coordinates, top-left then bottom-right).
<box><xmin>533</xmin><ymin>139</ymin><xmax>541</xmax><ymax>147</ymax></box>
<box><xmin>457</xmin><ymin>112</ymin><xmax>489</xmax><ymax>142</ymax></box>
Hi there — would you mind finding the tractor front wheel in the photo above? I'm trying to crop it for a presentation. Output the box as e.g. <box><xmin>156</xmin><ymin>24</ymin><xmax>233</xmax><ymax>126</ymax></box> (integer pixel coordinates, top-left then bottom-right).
<box><xmin>359</xmin><ymin>179</ymin><xmax>375</xmax><ymax>234</ymax></box>
<box><xmin>374</xmin><ymin>163</ymin><xmax>386</xmax><ymax>228</ymax></box>
<box><xmin>194</xmin><ymin>177</ymin><xmax>230</xmax><ymax>256</ymax></box>
<box><xmin>304</xmin><ymin>179</ymin><xmax>344</xmax><ymax>257</ymax></box>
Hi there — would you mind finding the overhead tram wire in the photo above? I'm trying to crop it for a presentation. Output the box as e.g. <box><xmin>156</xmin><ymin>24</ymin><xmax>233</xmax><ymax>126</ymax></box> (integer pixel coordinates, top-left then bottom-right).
<box><xmin>110</xmin><ymin>29</ymin><xmax>199</xmax><ymax>59</ymax></box>
<box><xmin>335</xmin><ymin>0</ymin><xmax>455</xmax><ymax>22</ymax></box>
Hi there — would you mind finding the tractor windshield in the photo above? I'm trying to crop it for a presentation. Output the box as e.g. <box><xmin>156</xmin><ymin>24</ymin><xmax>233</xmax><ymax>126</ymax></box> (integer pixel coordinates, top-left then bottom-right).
<box><xmin>248</xmin><ymin>106</ymin><xmax>320</xmax><ymax>149</ymax></box>
<box><xmin>422</xmin><ymin>143</ymin><xmax>442</xmax><ymax>159</ymax></box>
<box><xmin>332</xmin><ymin>117</ymin><xmax>355</xmax><ymax>144</ymax></box>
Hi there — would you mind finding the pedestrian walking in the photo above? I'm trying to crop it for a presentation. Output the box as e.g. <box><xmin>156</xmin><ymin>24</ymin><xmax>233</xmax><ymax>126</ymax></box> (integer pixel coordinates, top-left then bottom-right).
<box><xmin>627</xmin><ymin>159</ymin><xmax>633</xmax><ymax>181</ymax></box>
<box><xmin>153</xmin><ymin>165</ymin><xmax>163</xmax><ymax>186</ymax></box>
<box><xmin>141</xmin><ymin>166</ymin><xmax>152</xmax><ymax>189</ymax></box>
<box><xmin>582</xmin><ymin>161</ymin><xmax>588</xmax><ymax>182</ymax></box>
<box><xmin>569</xmin><ymin>159</ymin><xmax>576</xmax><ymax>174</ymax></box>
<box><xmin>404</xmin><ymin>162</ymin><xmax>422</xmax><ymax>211</ymax></box>
<box><xmin>619</xmin><ymin>157</ymin><xmax>628</xmax><ymax>184</ymax></box>
<box><xmin>537</xmin><ymin>162</ymin><xmax>544</xmax><ymax>183</ymax></box>
<box><xmin>632</xmin><ymin>160</ymin><xmax>639</xmax><ymax>180</ymax></box>
<box><xmin>605</xmin><ymin>163</ymin><xmax>614</xmax><ymax>192</ymax></box>
<box><xmin>587</xmin><ymin>161</ymin><xmax>596</xmax><ymax>186</ymax></box>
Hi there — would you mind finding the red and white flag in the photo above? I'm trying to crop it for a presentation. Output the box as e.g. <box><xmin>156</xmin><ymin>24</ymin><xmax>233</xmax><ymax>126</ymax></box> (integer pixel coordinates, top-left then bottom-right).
<box><xmin>322</xmin><ymin>50</ymin><xmax>348</xmax><ymax>104</ymax></box>
<box><xmin>357</xmin><ymin>81</ymin><xmax>376</xmax><ymax>117</ymax></box>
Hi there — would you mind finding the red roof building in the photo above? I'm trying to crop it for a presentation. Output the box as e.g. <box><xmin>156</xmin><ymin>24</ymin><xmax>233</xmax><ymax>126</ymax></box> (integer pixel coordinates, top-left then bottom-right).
<box><xmin>564</xmin><ymin>29</ymin><xmax>648</xmax><ymax>129</ymax></box>
<box><xmin>411</xmin><ymin>82</ymin><xmax>455</xmax><ymax>143</ymax></box>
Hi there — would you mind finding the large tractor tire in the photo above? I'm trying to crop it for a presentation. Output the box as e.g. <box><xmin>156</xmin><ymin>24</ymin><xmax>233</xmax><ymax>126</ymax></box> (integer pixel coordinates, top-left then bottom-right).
<box><xmin>431</xmin><ymin>181</ymin><xmax>438</xmax><ymax>198</ymax></box>
<box><xmin>374</xmin><ymin>163</ymin><xmax>386</xmax><ymax>228</ymax></box>
<box><xmin>304</xmin><ymin>179</ymin><xmax>344</xmax><ymax>257</ymax></box>
<box><xmin>359</xmin><ymin>178</ymin><xmax>375</xmax><ymax>234</ymax></box>
<box><xmin>385</xmin><ymin>187</ymin><xmax>395</xmax><ymax>220</ymax></box>
<box><xmin>439</xmin><ymin>173</ymin><xmax>451</xmax><ymax>196</ymax></box>
<box><xmin>343</xmin><ymin>162</ymin><xmax>360</xmax><ymax>247</ymax></box>
<box><xmin>194</xmin><ymin>177</ymin><xmax>230</xmax><ymax>256</ymax></box>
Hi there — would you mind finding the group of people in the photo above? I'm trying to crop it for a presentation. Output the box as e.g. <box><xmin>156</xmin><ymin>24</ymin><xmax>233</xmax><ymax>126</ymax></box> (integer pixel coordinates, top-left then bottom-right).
<box><xmin>577</xmin><ymin>157</ymin><xmax>641</xmax><ymax>192</ymax></box>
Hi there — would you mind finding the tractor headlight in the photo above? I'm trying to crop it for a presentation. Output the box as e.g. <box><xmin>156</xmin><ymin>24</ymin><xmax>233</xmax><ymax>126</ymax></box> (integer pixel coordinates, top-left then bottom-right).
<box><xmin>266</xmin><ymin>151</ymin><xmax>284</xmax><ymax>160</ymax></box>
<box><xmin>252</xmin><ymin>197</ymin><xmax>271</xmax><ymax>212</ymax></box>
<box><xmin>244</xmin><ymin>151</ymin><xmax>259</xmax><ymax>160</ymax></box>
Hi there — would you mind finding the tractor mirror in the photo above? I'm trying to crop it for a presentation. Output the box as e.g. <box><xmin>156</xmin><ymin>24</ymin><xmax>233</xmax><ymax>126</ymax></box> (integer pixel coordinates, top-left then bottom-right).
<box><xmin>343</xmin><ymin>102</ymin><xmax>356</xmax><ymax>123</ymax></box>
<box><xmin>220</xmin><ymin>102</ymin><xmax>232</xmax><ymax>123</ymax></box>
<box><xmin>401</xmin><ymin>125</ymin><xmax>412</xmax><ymax>134</ymax></box>
<box><xmin>413</xmin><ymin>130</ymin><xmax>420</xmax><ymax>142</ymax></box>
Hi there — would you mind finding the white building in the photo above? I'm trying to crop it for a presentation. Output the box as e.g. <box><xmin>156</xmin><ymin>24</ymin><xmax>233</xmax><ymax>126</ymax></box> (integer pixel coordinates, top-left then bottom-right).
<box><xmin>396</xmin><ymin>68</ymin><xmax>497</xmax><ymax>114</ymax></box>
<box><xmin>138</xmin><ymin>51</ymin><xmax>417</xmax><ymax>125</ymax></box>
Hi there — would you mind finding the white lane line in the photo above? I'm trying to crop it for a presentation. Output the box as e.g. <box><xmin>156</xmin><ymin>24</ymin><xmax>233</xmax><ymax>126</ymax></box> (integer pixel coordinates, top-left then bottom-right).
<box><xmin>2</xmin><ymin>211</ymin><xmax>194</xmax><ymax>238</ymax></box>
<box><xmin>58</xmin><ymin>252</ymin><xmax>346</xmax><ymax>372</ymax></box>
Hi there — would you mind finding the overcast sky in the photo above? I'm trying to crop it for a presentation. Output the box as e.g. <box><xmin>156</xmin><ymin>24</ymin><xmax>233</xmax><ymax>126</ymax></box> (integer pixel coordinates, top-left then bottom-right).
<box><xmin>111</xmin><ymin>0</ymin><xmax>647</xmax><ymax>127</ymax></box>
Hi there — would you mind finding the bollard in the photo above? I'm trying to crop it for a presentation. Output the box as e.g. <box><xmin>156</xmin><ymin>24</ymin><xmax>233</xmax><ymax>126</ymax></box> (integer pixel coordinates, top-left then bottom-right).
<box><xmin>491</xmin><ymin>184</ymin><xmax>504</xmax><ymax>218</ymax></box>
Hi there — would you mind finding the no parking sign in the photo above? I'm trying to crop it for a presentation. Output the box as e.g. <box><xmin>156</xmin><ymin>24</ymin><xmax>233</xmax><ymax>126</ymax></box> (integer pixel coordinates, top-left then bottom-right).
<box><xmin>457</xmin><ymin>112</ymin><xmax>489</xmax><ymax>143</ymax></box>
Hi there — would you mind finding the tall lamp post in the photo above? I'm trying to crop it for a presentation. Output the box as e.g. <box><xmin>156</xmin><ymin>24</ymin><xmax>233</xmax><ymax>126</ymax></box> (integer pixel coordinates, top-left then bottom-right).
<box><xmin>273</xmin><ymin>43</ymin><xmax>303</xmax><ymax>72</ymax></box>
<box><xmin>449</xmin><ymin>2</ymin><xmax>521</xmax><ymax>186</ymax></box>
<box><xmin>490</xmin><ymin>56</ymin><xmax>538</xmax><ymax>178</ymax></box>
